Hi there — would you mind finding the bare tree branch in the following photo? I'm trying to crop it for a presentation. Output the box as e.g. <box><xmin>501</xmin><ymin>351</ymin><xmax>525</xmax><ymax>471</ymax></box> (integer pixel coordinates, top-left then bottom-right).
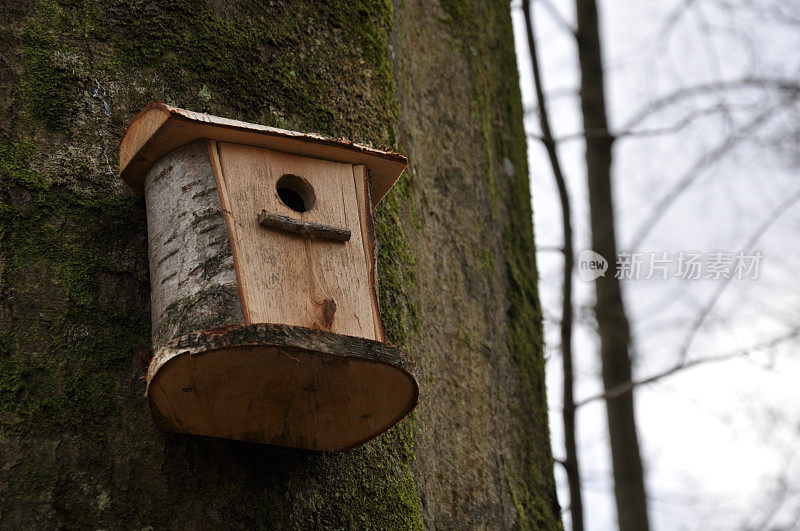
<box><xmin>576</xmin><ymin>327</ymin><xmax>800</xmax><ymax>407</ymax></box>
<box><xmin>621</xmin><ymin>77</ymin><xmax>799</xmax><ymax>132</ymax></box>
<box><xmin>524</xmin><ymin>87</ymin><xmax>580</xmax><ymax>117</ymax></box>
<box><xmin>628</xmin><ymin>107</ymin><xmax>774</xmax><ymax>250</ymax></box>
<box><xmin>676</xmin><ymin>188</ymin><xmax>800</xmax><ymax>361</ymax></box>
<box><xmin>539</xmin><ymin>0</ymin><xmax>578</xmax><ymax>36</ymax></box>
<box><xmin>655</xmin><ymin>0</ymin><xmax>698</xmax><ymax>42</ymax></box>
<box><xmin>529</xmin><ymin>102</ymin><xmax>757</xmax><ymax>143</ymax></box>
<box><xmin>577</xmin><ymin>190</ymin><xmax>800</xmax><ymax>408</ymax></box>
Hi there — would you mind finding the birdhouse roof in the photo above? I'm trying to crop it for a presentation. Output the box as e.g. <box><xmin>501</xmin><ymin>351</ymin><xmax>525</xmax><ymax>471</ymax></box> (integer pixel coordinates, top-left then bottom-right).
<box><xmin>119</xmin><ymin>102</ymin><xmax>408</xmax><ymax>206</ymax></box>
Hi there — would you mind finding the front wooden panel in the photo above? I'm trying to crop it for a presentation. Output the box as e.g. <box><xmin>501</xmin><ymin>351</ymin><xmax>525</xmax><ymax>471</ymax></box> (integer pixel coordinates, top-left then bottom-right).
<box><xmin>210</xmin><ymin>142</ymin><xmax>381</xmax><ymax>340</ymax></box>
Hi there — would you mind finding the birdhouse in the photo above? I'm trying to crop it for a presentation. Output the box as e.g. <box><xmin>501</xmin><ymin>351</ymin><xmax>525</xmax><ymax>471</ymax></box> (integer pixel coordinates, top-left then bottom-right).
<box><xmin>120</xmin><ymin>102</ymin><xmax>419</xmax><ymax>452</ymax></box>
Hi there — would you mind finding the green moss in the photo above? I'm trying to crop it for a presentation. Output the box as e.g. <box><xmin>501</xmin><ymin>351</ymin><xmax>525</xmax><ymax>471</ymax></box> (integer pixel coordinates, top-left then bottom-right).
<box><xmin>4</xmin><ymin>0</ymin><xmax>424</xmax><ymax>527</ymax></box>
<box><xmin>375</xmin><ymin>188</ymin><xmax>418</xmax><ymax>347</ymax></box>
<box><xmin>474</xmin><ymin>86</ymin><xmax>500</xmax><ymax>215</ymax></box>
<box><xmin>438</xmin><ymin>0</ymin><xmax>477</xmax><ymax>28</ymax></box>
<box><xmin>460</xmin><ymin>331</ymin><xmax>473</xmax><ymax>348</ymax></box>
<box><xmin>1</xmin><ymin>0</ymin><xmax>575</xmax><ymax>526</ymax></box>
<box><xmin>18</xmin><ymin>20</ymin><xmax>79</xmax><ymax>131</ymax></box>
<box><xmin>0</xmin><ymin>139</ymin><xmax>44</xmax><ymax>190</ymax></box>
<box><xmin>478</xmin><ymin>248</ymin><xmax>495</xmax><ymax>274</ymax></box>
<box><xmin>58</xmin><ymin>0</ymin><xmax>397</xmax><ymax>143</ymax></box>
<box><xmin>0</xmin><ymin>138</ymin><xmax>149</xmax><ymax>436</ymax></box>
<box><xmin>287</xmin><ymin>421</ymin><xmax>422</xmax><ymax>530</ymax></box>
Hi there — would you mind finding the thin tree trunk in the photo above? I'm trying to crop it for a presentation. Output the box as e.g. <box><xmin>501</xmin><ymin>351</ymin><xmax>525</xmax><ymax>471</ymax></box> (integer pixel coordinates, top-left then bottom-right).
<box><xmin>0</xmin><ymin>0</ymin><xmax>560</xmax><ymax>528</ymax></box>
<box><xmin>573</xmin><ymin>1</ymin><xmax>650</xmax><ymax>529</ymax></box>
<box><xmin>521</xmin><ymin>2</ymin><xmax>583</xmax><ymax>529</ymax></box>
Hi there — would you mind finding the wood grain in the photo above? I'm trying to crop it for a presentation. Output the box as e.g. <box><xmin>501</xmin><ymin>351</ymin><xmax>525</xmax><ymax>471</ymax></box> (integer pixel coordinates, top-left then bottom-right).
<box><xmin>352</xmin><ymin>165</ymin><xmax>384</xmax><ymax>341</ymax></box>
<box><xmin>206</xmin><ymin>140</ymin><xmax>251</xmax><ymax>323</ymax></box>
<box><xmin>119</xmin><ymin>102</ymin><xmax>407</xmax><ymax>206</ymax></box>
<box><xmin>119</xmin><ymin>103</ymin><xmax>170</xmax><ymax>174</ymax></box>
<box><xmin>214</xmin><ymin>142</ymin><xmax>381</xmax><ymax>340</ymax></box>
<box><xmin>147</xmin><ymin>323</ymin><xmax>419</xmax><ymax>452</ymax></box>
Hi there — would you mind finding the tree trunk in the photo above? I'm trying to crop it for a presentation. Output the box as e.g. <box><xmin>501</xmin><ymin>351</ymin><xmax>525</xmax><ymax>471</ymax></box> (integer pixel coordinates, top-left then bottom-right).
<box><xmin>573</xmin><ymin>1</ymin><xmax>650</xmax><ymax>530</ymax></box>
<box><xmin>520</xmin><ymin>2</ymin><xmax>583</xmax><ymax>529</ymax></box>
<box><xmin>0</xmin><ymin>0</ymin><xmax>559</xmax><ymax>528</ymax></box>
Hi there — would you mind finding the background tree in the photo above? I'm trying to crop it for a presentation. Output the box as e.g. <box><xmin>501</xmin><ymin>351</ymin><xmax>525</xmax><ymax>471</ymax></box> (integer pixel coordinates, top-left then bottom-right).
<box><xmin>520</xmin><ymin>1</ymin><xmax>648</xmax><ymax>528</ymax></box>
<box><xmin>516</xmin><ymin>0</ymin><xmax>800</xmax><ymax>528</ymax></box>
<box><xmin>573</xmin><ymin>1</ymin><xmax>649</xmax><ymax>529</ymax></box>
<box><xmin>0</xmin><ymin>0</ymin><xmax>560</xmax><ymax>528</ymax></box>
<box><xmin>521</xmin><ymin>1</ymin><xmax>583</xmax><ymax>529</ymax></box>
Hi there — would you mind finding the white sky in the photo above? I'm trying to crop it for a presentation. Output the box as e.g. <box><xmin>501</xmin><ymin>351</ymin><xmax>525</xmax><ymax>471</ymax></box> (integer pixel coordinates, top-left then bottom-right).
<box><xmin>511</xmin><ymin>1</ymin><xmax>800</xmax><ymax>529</ymax></box>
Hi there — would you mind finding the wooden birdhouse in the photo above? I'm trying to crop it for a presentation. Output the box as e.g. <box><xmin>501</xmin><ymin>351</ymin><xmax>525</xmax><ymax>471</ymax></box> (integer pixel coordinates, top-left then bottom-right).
<box><xmin>120</xmin><ymin>102</ymin><xmax>419</xmax><ymax>452</ymax></box>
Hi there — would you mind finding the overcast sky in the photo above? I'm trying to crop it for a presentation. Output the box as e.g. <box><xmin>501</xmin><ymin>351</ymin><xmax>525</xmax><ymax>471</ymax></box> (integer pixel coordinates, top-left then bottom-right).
<box><xmin>511</xmin><ymin>1</ymin><xmax>800</xmax><ymax>529</ymax></box>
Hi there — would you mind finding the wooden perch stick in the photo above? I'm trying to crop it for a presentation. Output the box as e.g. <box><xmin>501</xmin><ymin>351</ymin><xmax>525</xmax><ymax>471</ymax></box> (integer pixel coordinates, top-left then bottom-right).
<box><xmin>257</xmin><ymin>210</ymin><xmax>351</xmax><ymax>242</ymax></box>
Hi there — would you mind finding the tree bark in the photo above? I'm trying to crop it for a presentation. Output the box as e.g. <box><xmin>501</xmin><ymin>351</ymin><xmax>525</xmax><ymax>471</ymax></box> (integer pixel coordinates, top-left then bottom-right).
<box><xmin>144</xmin><ymin>140</ymin><xmax>243</xmax><ymax>351</ymax></box>
<box><xmin>0</xmin><ymin>0</ymin><xmax>559</xmax><ymax>528</ymax></box>
<box><xmin>573</xmin><ymin>1</ymin><xmax>650</xmax><ymax>530</ymax></box>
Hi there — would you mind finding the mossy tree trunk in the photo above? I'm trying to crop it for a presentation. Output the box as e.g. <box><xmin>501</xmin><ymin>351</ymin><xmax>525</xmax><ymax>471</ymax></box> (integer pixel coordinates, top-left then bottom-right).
<box><xmin>0</xmin><ymin>0</ymin><xmax>560</xmax><ymax>528</ymax></box>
